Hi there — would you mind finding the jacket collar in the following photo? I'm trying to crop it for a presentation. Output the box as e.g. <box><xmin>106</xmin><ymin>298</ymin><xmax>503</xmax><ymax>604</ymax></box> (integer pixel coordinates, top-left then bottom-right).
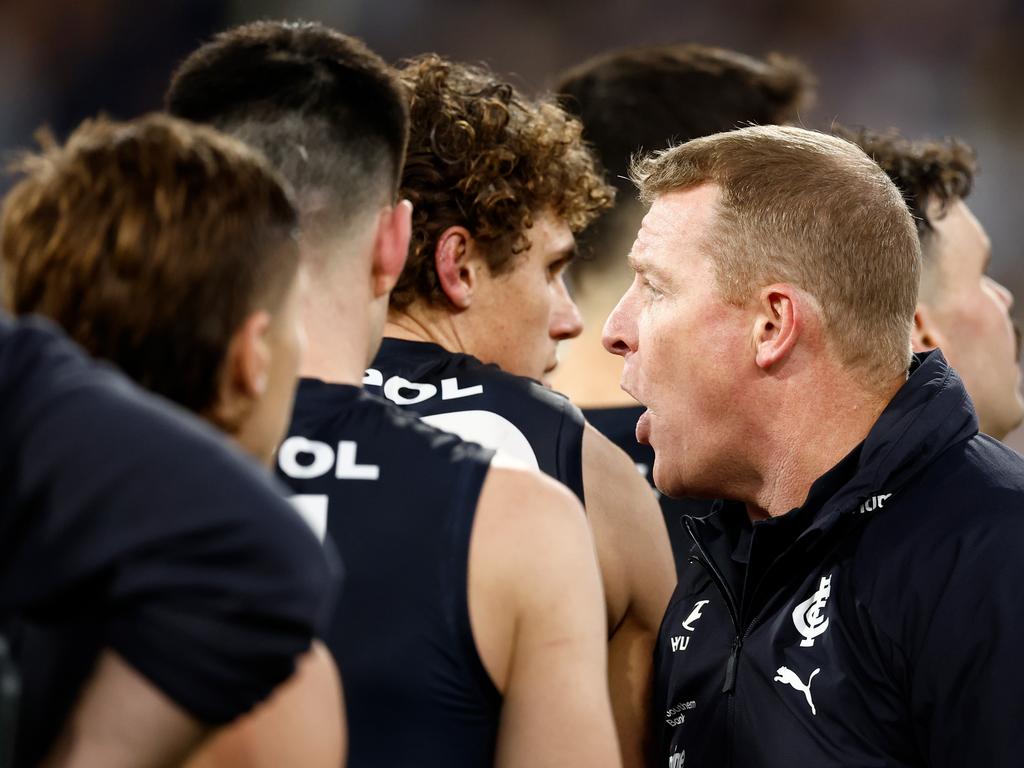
<box><xmin>692</xmin><ymin>350</ymin><xmax>978</xmax><ymax>547</ymax></box>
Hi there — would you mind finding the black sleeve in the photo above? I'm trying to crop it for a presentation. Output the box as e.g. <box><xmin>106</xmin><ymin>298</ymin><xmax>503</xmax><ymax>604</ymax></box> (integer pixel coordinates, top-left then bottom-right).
<box><xmin>0</xmin><ymin>316</ymin><xmax>339</xmax><ymax>724</ymax></box>
<box><xmin>907</xmin><ymin>502</ymin><xmax>1024</xmax><ymax>767</ymax></box>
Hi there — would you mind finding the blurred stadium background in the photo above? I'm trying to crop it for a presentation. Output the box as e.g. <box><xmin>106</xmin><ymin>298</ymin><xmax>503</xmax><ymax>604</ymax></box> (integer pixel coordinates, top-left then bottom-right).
<box><xmin>3</xmin><ymin>0</ymin><xmax>1022</xmax><ymax>445</ymax></box>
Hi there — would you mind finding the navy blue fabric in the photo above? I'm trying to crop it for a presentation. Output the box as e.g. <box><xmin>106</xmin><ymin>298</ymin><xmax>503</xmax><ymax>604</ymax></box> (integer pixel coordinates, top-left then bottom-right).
<box><xmin>584</xmin><ymin>405</ymin><xmax>715</xmax><ymax>580</ymax></box>
<box><xmin>654</xmin><ymin>350</ymin><xmax>1024</xmax><ymax>767</ymax></box>
<box><xmin>0</xmin><ymin>314</ymin><xmax>335</xmax><ymax>765</ymax></box>
<box><xmin>370</xmin><ymin>338</ymin><xmax>586</xmax><ymax>502</ymax></box>
<box><xmin>278</xmin><ymin>380</ymin><xmax>501</xmax><ymax>768</ymax></box>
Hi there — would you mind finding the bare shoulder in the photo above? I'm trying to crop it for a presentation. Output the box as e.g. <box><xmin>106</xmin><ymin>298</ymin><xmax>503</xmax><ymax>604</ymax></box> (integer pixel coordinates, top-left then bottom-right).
<box><xmin>474</xmin><ymin>466</ymin><xmax>595</xmax><ymax>596</ymax></box>
<box><xmin>581</xmin><ymin>422</ymin><xmax>674</xmax><ymax>625</ymax></box>
<box><xmin>469</xmin><ymin>465</ymin><xmax>601</xmax><ymax>693</ymax></box>
<box><xmin>184</xmin><ymin>642</ymin><xmax>344</xmax><ymax>768</ymax></box>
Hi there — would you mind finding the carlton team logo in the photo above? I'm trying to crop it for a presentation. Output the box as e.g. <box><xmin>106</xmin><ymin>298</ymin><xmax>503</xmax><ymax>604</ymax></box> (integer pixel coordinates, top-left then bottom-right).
<box><xmin>792</xmin><ymin>574</ymin><xmax>832</xmax><ymax>647</ymax></box>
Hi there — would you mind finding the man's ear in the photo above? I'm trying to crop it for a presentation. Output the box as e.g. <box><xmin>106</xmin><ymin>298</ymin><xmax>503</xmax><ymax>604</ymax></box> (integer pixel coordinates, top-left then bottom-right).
<box><xmin>434</xmin><ymin>225</ymin><xmax>482</xmax><ymax>310</ymax></box>
<box><xmin>753</xmin><ymin>284</ymin><xmax>803</xmax><ymax>370</ymax></box>
<box><xmin>370</xmin><ymin>199</ymin><xmax>412</xmax><ymax>299</ymax></box>
<box><xmin>911</xmin><ymin>304</ymin><xmax>943</xmax><ymax>352</ymax></box>
<box><xmin>211</xmin><ymin>311</ymin><xmax>272</xmax><ymax>430</ymax></box>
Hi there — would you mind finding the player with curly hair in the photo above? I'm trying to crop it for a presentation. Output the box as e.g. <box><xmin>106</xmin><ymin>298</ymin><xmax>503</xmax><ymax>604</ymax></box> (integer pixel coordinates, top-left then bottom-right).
<box><xmin>372</xmin><ymin>54</ymin><xmax>675</xmax><ymax>767</ymax></box>
<box><xmin>839</xmin><ymin>126</ymin><xmax>1023</xmax><ymax>439</ymax></box>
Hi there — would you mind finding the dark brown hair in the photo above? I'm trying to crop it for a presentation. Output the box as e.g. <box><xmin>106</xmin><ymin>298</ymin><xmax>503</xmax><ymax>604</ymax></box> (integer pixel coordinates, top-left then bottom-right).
<box><xmin>835</xmin><ymin>125</ymin><xmax>976</xmax><ymax>245</ymax></box>
<box><xmin>632</xmin><ymin>125</ymin><xmax>919</xmax><ymax>377</ymax></box>
<box><xmin>555</xmin><ymin>44</ymin><xmax>815</xmax><ymax>287</ymax></box>
<box><xmin>1</xmin><ymin>113</ymin><xmax>299</xmax><ymax>414</ymax></box>
<box><xmin>391</xmin><ymin>54</ymin><xmax>614</xmax><ymax>309</ymax></box>
<box><xmin>166</xmin><ymin>20</ymin><xmax>409</xmax><ymax>241</ymax></box>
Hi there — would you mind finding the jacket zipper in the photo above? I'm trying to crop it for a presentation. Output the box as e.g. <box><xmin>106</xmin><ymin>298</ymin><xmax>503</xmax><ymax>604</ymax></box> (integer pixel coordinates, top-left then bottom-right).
<box><xmin>684</xmin><ymin>516</ymin><xmax>742</xmax><ymax>768</ymax></box>
<box><xmin>683</xmin><ymin>516</ymin><xmax>742</xmax><ymax>693</ymax></box>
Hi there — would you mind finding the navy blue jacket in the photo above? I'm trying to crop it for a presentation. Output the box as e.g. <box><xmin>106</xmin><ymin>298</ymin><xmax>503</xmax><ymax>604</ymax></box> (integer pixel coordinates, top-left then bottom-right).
<box><xmin>655</xmin><ymin>350</ymin><xmax>1024</xmax><ymax>767</ymax></box>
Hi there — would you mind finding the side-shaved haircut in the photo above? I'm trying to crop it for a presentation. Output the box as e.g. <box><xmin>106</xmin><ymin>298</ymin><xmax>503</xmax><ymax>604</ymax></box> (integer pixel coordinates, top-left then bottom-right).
<box><xmin>166</xmin><ymin>20</ymin><xmax>409</xmax><ymax>246</ymax></box>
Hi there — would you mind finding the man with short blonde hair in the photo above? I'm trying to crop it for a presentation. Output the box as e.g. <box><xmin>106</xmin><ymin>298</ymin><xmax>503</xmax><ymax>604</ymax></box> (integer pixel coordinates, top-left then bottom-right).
<box><xmin>632</xmin><ymin>125</ymin><xmax>919</xmax><ymax>376</ymax></box>
<box><xmin>605</xmin><ymin>124</ymin><xmax>1024</xmax><ymax>767</ymax></box>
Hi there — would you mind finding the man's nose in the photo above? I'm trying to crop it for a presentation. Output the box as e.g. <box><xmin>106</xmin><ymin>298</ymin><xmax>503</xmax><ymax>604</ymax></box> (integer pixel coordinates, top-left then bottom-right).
<box><xmin>602</xmin><ymin>290</ymin><xmax>637</xmax><ymax>357</ymax></box>
<box><xmin>551</xmin><ymin>278</ymin><xmax>584</xmax><ymax>341</ymax></box>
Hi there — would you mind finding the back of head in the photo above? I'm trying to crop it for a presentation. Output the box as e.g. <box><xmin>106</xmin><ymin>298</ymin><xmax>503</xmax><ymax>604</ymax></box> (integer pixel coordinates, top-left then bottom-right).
<box><xmin>392</xmin><ymin>54</ymin><xmax>613</xmax><ymax>309</ymax></box>
<box><xmin>632</xmin><ymin>124</ymin><xmax>920</xmax><ymax>378</ymax></box>
<box><xmin>836</xmin><ymin>125</ymin><xmax>975</xmax><ymax>301</ymax></box>
<box><xmin>1</xmin><ymin>113</ymin><xmax>299</xmax><ymax>414</ymax></box>
<box><xmin>555</xmin><ymin>45</ymin><xmax>815</xmax><ymax>292</ymax></box>
<box><xmin>165</xmin><ymin>20</ymin><xmax>409</xmax><ymax>246</ymax></box>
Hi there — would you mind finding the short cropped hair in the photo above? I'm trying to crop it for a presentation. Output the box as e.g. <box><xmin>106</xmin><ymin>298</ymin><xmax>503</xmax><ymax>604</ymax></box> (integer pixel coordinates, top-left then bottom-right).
<box><xmin>166</xmin><ymin>20</ymin><xmax>409</xmax><ymax>243</ymax></box>
<box><xmin>1</xmin><ymin>114</ymin><xmax>299</xmax><ymax>414</ymax></box>
<box><xmin>632</xmin><ymin>125</ymin><xmax>920</xmax><ymax>376</ymax></box>
<box><xmin>837</xmin><ymin>126</ymin><xmax>975</xmax><ymax>298</ymax></box>
<box><xmin>554</xmin><ymin>45</ymin><xmax>814</xmax><ymax>289</ymax></box>
<box><xmin>392</xmin><ymin>54</ymin><xmax>614</xmax><ymax>309</ymax></box>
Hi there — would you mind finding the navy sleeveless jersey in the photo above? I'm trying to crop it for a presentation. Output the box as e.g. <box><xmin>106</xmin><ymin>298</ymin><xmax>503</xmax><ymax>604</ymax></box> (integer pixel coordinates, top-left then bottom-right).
<box><xmin>369</xmin><ymin>338</ymin><xmax>586</xmax><ymax>502</ymax></box>
<box><xmin>0</xmin><ymin>314</ymin><xmax>334</xmax><ymax>767</ymax></box>
<box><xmin>584</xmin><ymin>405</ymin><xmax>714</xmax><ymax>578</ymax></box>
<box><xmin>277</xmin><ymin>380</ymin><xmax>501</xmax><ymax>767</ymax></box>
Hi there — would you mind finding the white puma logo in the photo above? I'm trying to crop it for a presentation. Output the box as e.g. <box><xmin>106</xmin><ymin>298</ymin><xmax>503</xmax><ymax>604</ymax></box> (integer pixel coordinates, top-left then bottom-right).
<box><xmin>774</xmin><ymin>666</ymin><xmax>820</xmax><ymax>716</ymax></box>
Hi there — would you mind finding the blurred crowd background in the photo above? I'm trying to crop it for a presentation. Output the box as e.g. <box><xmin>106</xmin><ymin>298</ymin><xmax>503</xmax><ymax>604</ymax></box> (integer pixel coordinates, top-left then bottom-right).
<box><xmin>3</xmin><ymin>0</ymin><xmax>1022</xmax><ymax>444</ymax></box>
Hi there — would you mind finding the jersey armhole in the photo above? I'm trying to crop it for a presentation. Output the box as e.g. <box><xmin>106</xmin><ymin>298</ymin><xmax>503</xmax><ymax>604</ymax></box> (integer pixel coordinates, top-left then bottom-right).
<box><xmin>446</xmin><ymin>457</ymin><xmax>503</xmax><ymax>713</ymax></box>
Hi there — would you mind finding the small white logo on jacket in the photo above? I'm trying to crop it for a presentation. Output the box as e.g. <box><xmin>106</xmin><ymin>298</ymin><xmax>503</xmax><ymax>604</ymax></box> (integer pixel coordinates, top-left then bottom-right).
<box><xmin>774</xmin><ymin>666</ymin><xmax>820</xmax><ymax>715</ymax></box>
<box><xmin>793</xmin><ymin>574</ymin><xmax>831</xmax><ymax>647</ymax></box>
<box><xmin>670</xmin><ymin>600</ymin><xmax>710</xmax><ymax>652</ymax></box>
<box><xmin>682</xmin><ymin>599</ymin><xmax>710</xmax><ymax>631</ymax></box>
<box><xmin>858</xmin><ymin>493</ymin><xmax>892</xmax><ymax>514</ymax></box>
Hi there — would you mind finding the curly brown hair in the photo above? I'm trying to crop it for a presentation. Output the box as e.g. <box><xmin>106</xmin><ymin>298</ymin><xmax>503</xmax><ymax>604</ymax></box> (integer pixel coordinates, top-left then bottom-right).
<box><xmin>835</xmin><ymin>125</ymin><xmax>976</xmax><ymax>241</ymax></box>
<box><xmin>391</xmin><ymin>54</ymin><xmax>614</xmax><ymax>309</ymax></box>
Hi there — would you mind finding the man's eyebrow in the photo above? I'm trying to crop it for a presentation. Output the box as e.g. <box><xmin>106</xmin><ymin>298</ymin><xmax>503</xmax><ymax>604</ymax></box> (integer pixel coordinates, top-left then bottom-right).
<box><xmin>628</xmin><ymin>251</ymin><xmax>671</xmax><ymax>282</ymax></box>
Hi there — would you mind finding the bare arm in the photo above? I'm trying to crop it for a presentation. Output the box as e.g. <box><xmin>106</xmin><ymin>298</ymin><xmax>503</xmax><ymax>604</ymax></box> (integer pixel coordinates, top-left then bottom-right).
<box><xmin>183</xmin><ymin>641</ymin><xmax>345</xmax><ymax>768</ymax></box>
<box><xmin>582</xmin><ymin>423</ymin><xmax>676</xmax><ymax>768</ymax></box>
<box><xmin>41</xmin><ymin>650</ymin><xmax>207</xmax><ymax>768</ymax></box>
<box><xmin>470</xmin><ymin>467</ymin><xmax>621</xmax><ymax>768</ymax></box>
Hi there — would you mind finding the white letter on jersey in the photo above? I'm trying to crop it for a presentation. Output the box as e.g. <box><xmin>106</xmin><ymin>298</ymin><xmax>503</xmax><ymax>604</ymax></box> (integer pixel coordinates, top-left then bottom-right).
<box><xmin>279</xmin><ymin>437</ymin><xmax>334</xmax><ymax>479</ymax></box>
<box><xmin>440</xmin><ymin>377</ymin><xmax>483</xmax><ymax>400</ymax></box>
<box><xmin>363</xmin><ymin>368</ymin><xmax>384</xmax><ymax>387</ymax></box>
<box><xmin>335</xmin><ymin>440</ymin><xmax>380</xmax><ymax>480</ymax></box>
<box><xmin>384</xmin><ymin>376</ymin><xmax>437</xmax><ymax>405</ymax></box>
<box><xmin>290</xmin><ymin>494</ymin><xmax>328</xmax><ymax>542</ymax></box>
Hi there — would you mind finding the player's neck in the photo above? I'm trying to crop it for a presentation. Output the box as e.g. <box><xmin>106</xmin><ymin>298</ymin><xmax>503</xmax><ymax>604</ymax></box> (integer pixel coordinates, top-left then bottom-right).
<box><xmin>300</xmin><ymin>283</ymin><xmax>373</xmax><ymax>388</ymax></box>
<box><xmin>384</xmin><ymin>305</ymin><xmax>464</xmax><ymax>356</ymax></box>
